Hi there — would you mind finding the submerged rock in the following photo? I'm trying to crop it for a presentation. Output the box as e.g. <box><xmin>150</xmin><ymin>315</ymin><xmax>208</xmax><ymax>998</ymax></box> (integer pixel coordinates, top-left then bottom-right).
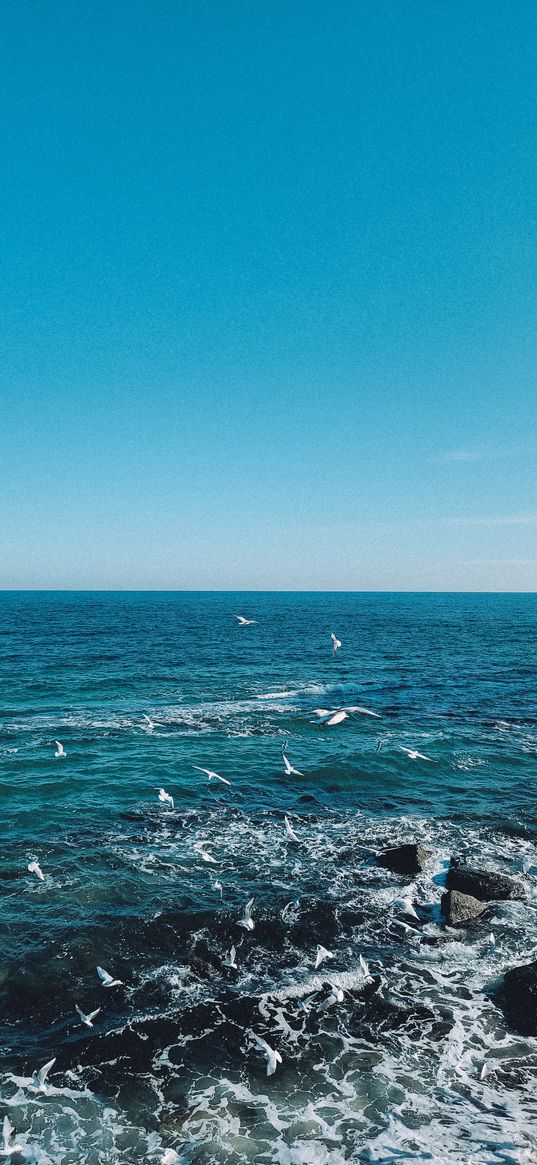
<box><xmin>500</xmin><ymin>961</ymin><xmax>537</xmax><ymax>1036</ymax></box>
<box><xmin>446</xmin><ymin>863</ymin><xmax>525</xmax><ymax>902</ymax></box>
<box><xmin>441</xmin><ymin>889</ymin><xmax>488</xmax><ymax>926</ymax></box>
<box><xmin>377</xmin><ymin>843</ymin><xmax>430</xmax><ymax>877</ymax></box>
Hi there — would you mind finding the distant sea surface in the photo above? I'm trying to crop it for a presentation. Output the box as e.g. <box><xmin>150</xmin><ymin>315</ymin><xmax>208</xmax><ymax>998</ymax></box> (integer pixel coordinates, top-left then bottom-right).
<box><xmin>1</xmin><ymin>591</ymin><xmax>537</xmax><ymax>1164</ymax></box>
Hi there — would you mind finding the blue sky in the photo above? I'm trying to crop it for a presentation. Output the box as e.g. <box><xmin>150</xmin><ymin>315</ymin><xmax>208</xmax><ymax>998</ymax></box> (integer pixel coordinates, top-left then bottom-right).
<box><xmin>1</xmin><ymin>0</ymin><xmax>536</xmax><ymax>589</ymax></box>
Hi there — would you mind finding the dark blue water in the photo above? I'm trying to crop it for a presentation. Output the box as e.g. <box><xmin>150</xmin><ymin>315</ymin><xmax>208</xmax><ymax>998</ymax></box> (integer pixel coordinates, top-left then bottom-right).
<box><xmin>1</xmin><ymin>592</ymin><xmax>536</xmax><ymax>1163</ymax></box>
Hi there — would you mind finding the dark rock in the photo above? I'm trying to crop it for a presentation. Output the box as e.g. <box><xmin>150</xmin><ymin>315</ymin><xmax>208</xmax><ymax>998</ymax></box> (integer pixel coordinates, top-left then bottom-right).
<box><xmin>187</xmin><ymin>955</ymin><xmax>219</xmax><ymax>980</ymax></box>
<box><xmin>377</xmin><ymin>843</ymin><xmax>430</xmax><ymax>877</ymax></box>
<box><xmin>441</xmin><ymin>889</ymin><xmax>488</xmax><ymax>926</ymax></box>
<box><xmin>446</xmin><ymin>864</ymin><xmax>525</xmax><ymax>902</ymax></box>
<box><xmin>500</xmin><ymin>961</ymin><xmax>537</xmax><ymax>1036</ymax></box>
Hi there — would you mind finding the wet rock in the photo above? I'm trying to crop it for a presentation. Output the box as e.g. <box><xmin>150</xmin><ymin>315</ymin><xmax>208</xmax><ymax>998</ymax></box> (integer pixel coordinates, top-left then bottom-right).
<box><xmin>187</xmin><ymin>955</ymin><xmax>219</xmax><ymax>980</ymax></box>
<box><xmin>377</xmin><ymin>843</ymin><xmax>429</xmax><ymax>877</ymax></box>
<box><xmin>500</xmin><ymin>961</ymin><xmax>537</xmax><ymax>1036</ymax></box>
<box><xmin>441</xmin><ymin>889</ymin><xmax>488</xmax><ymax>926</ymax></box>
<box><xmin>446</xmin><ymin>863</ymin><xmax>525</xmax><ymax>901</ymax></box>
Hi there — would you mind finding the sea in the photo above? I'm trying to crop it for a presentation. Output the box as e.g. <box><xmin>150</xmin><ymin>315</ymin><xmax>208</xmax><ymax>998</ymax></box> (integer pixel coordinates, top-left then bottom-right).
<box><xmin>1</xmin><ymin>591</ymin><xmax>537</xmax><ymax>1164</ymax></box>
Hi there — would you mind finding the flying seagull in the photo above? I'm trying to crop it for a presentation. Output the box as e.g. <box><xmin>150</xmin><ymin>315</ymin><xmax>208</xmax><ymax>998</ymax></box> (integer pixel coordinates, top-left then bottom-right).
<box><xmin>193</xmin><ymin>842</ymin><xmax>217</xmax><ymax>863</ymax></box>
<box><xmin>28</xmin><ymin>860</ymin><xmax>44</xmax><ymax>881</ymax></box>
<box><xmin>313</xmin><ymin>705</ymin><xmax>381</xmax><ymax>726</ymax></box>
<box><xmin>157</xmin><ymin>788</ymin><xmax>174</xmax><ymax>810</ymax></box>
<box><xmin>2</xmin><ymin>1116</ymin><xmax>22</xmax><ymax>1156</ymax></box>
<box><xmin>282</xmin><ymin>745</ymin><xmax>304</xmax><ymax>776</ymax></box>
<box><xmin>97</xmin><ymin>965</ymin><xmax>123</xmax><ymax>988</ymax></box>
<box><xmin>75</xmin><ymin>1004</ymin><xmax>101</xmax><ymax>1028</ymax></box>
<box><xmin>161</xmin><ymin>1152</ymin><xmax>179</xmax><ymax>1165</ymax></box>
<box><xmin>390</xmin><ymin>895</ymin><xmax>419</xmax><ymax>920</ymax></box>
<box><xmin>31</xmin><ymin>1058</ymin><xmax>56</xmax><ymax>1092</ymax></box>
<box><xmin>193</xmin><ymin>766</ymin><xmax>231</xmax><ymax>786</ymax></box>
<box><xmin>234</xmin><ymin>615</ymin><xmax>257</xmax><ymax>626</ymax></box>
<box><xmin>359</xmin><ymin>954</ymin><xmax>372</xmax><ymax>979</ymax></box>
<box><xmin>284</xmin><ymin>815</ymin><xmax>300</xmax><ymax>842</ymax></box>
<box><xmin>142</xmin><ymin>715</ymin><xmax>155</xmax><ymax>731</ymax></box>
<box><xmin>251</xmin><ymin>1033</ymin><xmax>282</xmax><ymax>1076</ymax></box>
<box><xmin>399</xmin><ymin>746</ymin><xmax>434</xmax><ymax>762</ymax></box>
<box><xmin>222</xmin><ymin>945</ymin><xmax>238</xmax><ymax>969</ymax></box>
<box><xmin>318</xmin><ymin>985</ymin><xmax>344</xmax><ymax>1012</ymax></box>
<box><xmin>315</xmin><ymin>944</ymin><xmax>334</xmax><ymax>969</ymax></box>
<box><xmin>54</xmin><ymin>740</ymin><xmax>66</xmax><ymax>758</ymax></box>
<box><xmin>237</xmin><ymin>897</ymin><xmax>255</xmax><ymax>930</ymax></box>
<box><xmin>330</xmin><ymin>633</ymin><xmax>342</xmax><ymax>655</ymax></box>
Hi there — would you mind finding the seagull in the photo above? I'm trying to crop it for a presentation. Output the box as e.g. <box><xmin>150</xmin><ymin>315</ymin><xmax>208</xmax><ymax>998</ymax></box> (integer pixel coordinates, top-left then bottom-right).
<box><xmin>193</xmin><ymin>842</ymin><xmax>217</xmax><ymax>864</ymax></box>
<box><xmin>213</xmin><ymin>879</ymin><xmax>223</xmax><ymax>897</ymax></box>
<box><xmin>359</xmin><ymin>954</ymin><xmax>372</xmax><ymax>979</ymax></box>
<box><xmin>1</xmin><ymin>1115</ymin><xmax>22</xmax><ymax>1156</ymax></box>
<box><xmin>313</xmin><ymin>705</ymin><xmax>381</xmax><ymax>726</ymax></box>
<box><xmin>390</xmin><ymin>895</ymin><xmax>419</xmax><ymax>920</ymax></box>
<box><xmin>31</xmin><ymin>1057</ymin><xmax>56</xmax><ymax>1092</ymax></box>
<box><xmin>54</xmin><ymin>740</ymin><xmax>66</xmax><ymax>758</ymax></box>
<box><xmin>157</xmin><ymin>788</ymin><xmax>174</xmax><ymax>810</ymax></box>
<box><xmin>237</xmin><ymin>897</ymin><xmax>255</xmax><ymax>930</ymax></box>
<box><xmin>234</xmin><ymin>615</ymin><xmax>257</xmax><ymax>626</ymax></box>
<box><xmin>28</xmin><ymin>860</ymin><xmax>44</xmax><ymax>881</ymax></box>
<box><xmin>222</xmin><ymin>945</ymin><xmax>237</xmax><ymax>969</ymax></box>
<box><xmin>282</xmin><ymin>745</ymin><xmax>304</xmax><ymax>776</ymax></box>
<box><xmin>284</xmin><ymin>815</ymin><xmax>300</xmax><ymax>842</ymax></box>
<box><xmin>251</xmin><ymin>1033</ymin><xmax>282</xmax><ymax>1076</ymax></box>
<box><xmin>318</xmin><ymin>985</ymin><xmax>344</xmax><ymax>1012</ymax></box>
<box><xmin>315</xmin><ymin>944</ymin><xmax>334</xmax><ymax>969</ymax></box>
<box><xmin>75</xmin><ymin>1004</ymin><xmax>101</xmax><ymax>1028</ymax></box>
<box><xmin>330</xmin><ymin>633</ymin><xmax>342</xmax><ymax>655</ymax></box>
<box><xmin>142</xmin><ymin>715</ymin><xmax>155</xmax><ymax>731</ymax></box>
<box><xmin>97</xmin><ymin>965</ymin><xmax>123</xmax><ymax>988</ymax></box>
<box><xmin>161</xmin><ymin>1152</ymin><xmax>179</xmax><ymax>1165</ymax></box>
<box><xmin>193</xmin><ymin>766</ymin><xmax>231</xmax><ymax>786</ymax></box>
<box><xmin>399</xmin><ymin>746</ymin><xmax>434</xmax><ymax>762</ymax></box>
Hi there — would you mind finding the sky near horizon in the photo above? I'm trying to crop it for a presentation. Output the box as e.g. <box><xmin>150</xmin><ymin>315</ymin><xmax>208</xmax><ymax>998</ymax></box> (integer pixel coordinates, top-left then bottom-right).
<box><xmin>1</xmin><ymin>1</ymin><xmax>536</xmax><ymax>590</ymax></box>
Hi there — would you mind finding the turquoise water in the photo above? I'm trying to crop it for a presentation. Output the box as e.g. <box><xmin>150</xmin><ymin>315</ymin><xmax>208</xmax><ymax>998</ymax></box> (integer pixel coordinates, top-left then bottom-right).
<box><xmin>1</xmin><ymin>592</ymin><xmax>537</xmax><ymax>1163</ymax></box>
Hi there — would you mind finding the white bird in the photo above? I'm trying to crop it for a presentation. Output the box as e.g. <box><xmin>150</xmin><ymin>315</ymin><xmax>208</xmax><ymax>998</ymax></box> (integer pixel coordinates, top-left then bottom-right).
<box><xmin>359</xmin><ymin>954</ymin><xmax>372</xmax><ymax>979</ymax></box>
<box><xmin>237</xmin><ymin>897</ymin><xmax>255</xmax><ymax>930</ymax></box>
<box><xmin>28</xmin><ymin>860</ymin><xmax>44</xmax><ymax>881</ymax></box>
<box><xmin>315</xmin><ymin>944</ymin><xmax>334</xmax><ymax>969</ymax></box>
<box><xmin>222</xmin><ymin>945</ymin><xmax>237</xmax><ymax>969</ymax></box>
<box><xmin>251</xmin><ymin>1033</ymin><xmax>282</xmax><ymax>1076</ymax></box>
<box><xmin>193</xmin><ymin>765</ymin><xmax>231</xmax><ymax>786</ymax></box>
<box><xmin>75</xmin><ymin>1004</ymin><xmax>101</xmax><ymax>1028</ymax></box>
<box><xmin>31</xmin><ymin>1057</ymin><xmax>56</xmax><ymax>1092</ymax></box>
<box><xmin>488</xmin><ymin>932</ymin><xmax>496</xmax><ymax>950</ymax></box>
<box><xmin>213</xmin><ymin>879</ymin><xmax>223</xmax><ymax>897</ymax></box>
<box><xmin>390</xmin><ymin>895</ymin><xmax>419</xmax><ymax>920</ymax></box>
<box><xmin>161</xmin><ymin>1152</ymin><xmax>179</xmax><ymax>1165</ymax></box>
<box><xmin>234</xmin><ymin>615</ymin><xmax>257</xmax><ymax>625</ymax></box>
<box><xmin>97</xmin><ymin>965</ymin><xmax>123</xmax><ymax>988</ymax></box>
<box><xmin>399</xmin><ymin>746</ymin><xmax>434</xmax><ymax>762</ymax></box>
<box><xmin>330</xmin><ymin>632</ymin><xmax>342</xmax><ymax>655</ymax></box>
<box><xmin>318</xmin><ymin>985</ymin><xmax>344</xmax><ymax>1012</ymax></box>
<box><xmin>193</xmin><ymin>843</ymin><xmax>217</xmax><ymax>864</ymax></box>
<box><xmin>157</xmin><ymin>788</ymin><xmax>174</xmax><ymax>810</ymax></box>
<box><xmin>284</xmin><ymin>815</ymin><xmax>300</xmax><ymax>842</ymax></box>
<box><xmin>54</xmin><ymin>740</ymin><xmax>66</xmax><ymax>758</ymax></box>
<box><xmin>142</xmin><ymin>715</ymin><xmax>154</xmax><ymax>731</ymax></box>
<box><xmin>1</xmin><ymin>1115</ymin><xmax>22</xmax><ymax>1156</ymax></box>
<box><xmin>282</xmin><ymin>745</ymin><xmax>304</xmax><ymax>776</ymax></box>
<box><xmin>313</xmin><ymin>705</ymin><xmax>381</xmax><ymax>726</ymax></box>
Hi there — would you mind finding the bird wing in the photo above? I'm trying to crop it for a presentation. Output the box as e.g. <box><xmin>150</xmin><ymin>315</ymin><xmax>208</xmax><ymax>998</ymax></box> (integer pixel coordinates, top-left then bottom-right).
<box><xmin>312</xmin><ymin>708</ymin><xmax>331</xmax><ymax>718</ymax></box>
<box><xmin>75</xmin><ymin>1004</ymin><xmax>86</xmax><ymax>1021</ymax></box>
<box><xmin>193</xmin><ymin>766</ymin><xmax>210</xmax><ymax>776</ymax></box>
<box><xmin>325</xmin><ymin>710</ymin><xmax>347</xmax><ymax>725</ymax></box>
<box><xmin>343</xmin><ymin>706</ymin><xmax>381</xmax><ymax>718</ymax></box>
<box><xmin>244</xmin><ymin>897</ymin><xmax>254</xmax><ymax>919</ymax></box>
<box><xmin>3</xmin><ymin>1115</ymin><xmax>14</xmax><ymax>1147</ymax></box>
<box><xmin>37</xmin><ymin>1058</ymin><xmax>56</xmax><ymax>1086</ymax></box>
<box><xmin>282</xmin><ymin>754</ymin><xmax>292</xmax><ymax>773</ymax></box>
<box><xmin>97</xmin><ymin>965</ymin><xmax>112</xmax><ymax>985</ymax></box>
<box><xmin>87</xmin><ymin>1008</ymin><xmax>101</xmax><ymax>1022</ymax></box>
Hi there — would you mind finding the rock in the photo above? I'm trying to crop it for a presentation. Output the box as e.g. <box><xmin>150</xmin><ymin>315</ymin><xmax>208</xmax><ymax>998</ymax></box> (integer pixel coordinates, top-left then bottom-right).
<box><xmin>446</xmin><ymin>864</ymin><xmax>525</xmax><ymax>902</ymax></box>
<box><xmin>377</xmin><ymin>843</ymin><xmax>429</xmax><ymax>877</ymax></box>
<box><xmin>500</xmin><ymin>961</ymin><xmax>537</xmax><ymax>1036</ymax></box>
<box><xmin>441</xmin><ymin>889</ymin><xmax>488</xmax><ymax>926</ymax></box>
